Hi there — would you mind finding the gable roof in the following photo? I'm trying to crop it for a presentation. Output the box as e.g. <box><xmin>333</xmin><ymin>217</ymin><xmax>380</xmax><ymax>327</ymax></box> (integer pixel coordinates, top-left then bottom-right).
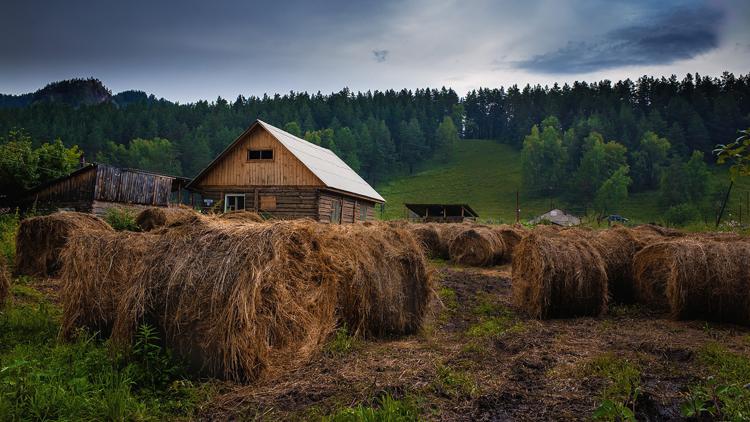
<box><xmin>188</xmin><ymin>119</ymin><xmax>385</xmax><ymax>203</ymax></box>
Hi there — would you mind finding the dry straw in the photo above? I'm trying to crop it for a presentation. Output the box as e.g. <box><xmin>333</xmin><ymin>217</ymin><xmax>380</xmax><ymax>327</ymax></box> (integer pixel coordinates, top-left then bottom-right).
<box><xmin>15</xmin><ymin>212</ymin><xmax>112</xmax><ymax>277</ymax></box>
<box><xmin>219</xmin><ymin>211</ymin><xmax>265</xmax><ymax>223</ymax></box>
<box><xmin>634</xmin><ymin>238</ymin><xmax>750</xmax><ymax>324</ymax></box>
<box><xmin>435</xmin><ymin>223</ymin><xmax>470</xmax><ymax>259</ymax></box>
<box><xmin>406</xmin><ymin>224</ymin><xmax>442</xmax><ymax>258</ymax></box>
<box><xmin>512</xmin><ymin>231</ymin><xmax>608</xmax><ymax>318</ymax></box>
<box><xmin>491</xmin><ymin>225</ymin><xmax>526</xmax><ymax>262</ymax></box>
<box><xmin>135</xmin><ymin>207</ymin><xmax>200</xmax><ymax>231</ymax></box>
<box><xmin>448</xmin><ymin>226</ymin><xmax>505</xmax><ymax>266</ymax></box>
<box><xmin>60</xmin><ymin>218</ymin><xmax>432</xmax><ymax>381</ymax></box>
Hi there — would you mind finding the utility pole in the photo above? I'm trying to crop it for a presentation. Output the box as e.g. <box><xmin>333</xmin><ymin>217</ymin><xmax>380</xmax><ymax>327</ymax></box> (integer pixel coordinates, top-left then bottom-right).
<box><xmin>515</xmin><ymin>190</ymin><xmax>520</xmax><ymax>224</ymax></box>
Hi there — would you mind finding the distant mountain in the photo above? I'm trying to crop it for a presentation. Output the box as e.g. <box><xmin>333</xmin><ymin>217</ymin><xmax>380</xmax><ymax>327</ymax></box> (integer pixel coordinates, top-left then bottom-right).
<box><xmin>0</xmin><ymin>79</ymin><xmax>163</xmax><ymax>109</ymax></box>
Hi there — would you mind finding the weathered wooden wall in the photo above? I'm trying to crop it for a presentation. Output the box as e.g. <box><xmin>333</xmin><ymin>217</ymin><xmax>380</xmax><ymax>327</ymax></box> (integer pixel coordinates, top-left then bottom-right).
<box><xmin>195</xmin><ymin>127</ymin><xmax>323</xmax><ymax>188</ymax></box>
<box><xmin>21</xmin><ymin>166</ymin><xmax>97</xmax><ymax>212</ymax></box>
<box><xmin>94</xmin><ymin>166</ymin><xmax>173</xmax><ymax>206</ymax></box>
<box><xmin>319</xmin><ymin>191</ymin><xmax>376</xmax><ymax>223</ymax></box>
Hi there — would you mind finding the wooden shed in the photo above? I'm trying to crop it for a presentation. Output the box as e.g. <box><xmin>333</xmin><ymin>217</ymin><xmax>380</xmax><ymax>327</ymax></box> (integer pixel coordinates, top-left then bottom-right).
<box><xmin>405</xmin><ymin>203</ymin><xmax>478</xmax><ymax>223</ymax></box>
<box><xmin>186</xmin><ymin>119</ymin><xmax>385</xmax><ymax>223</ymax></box>
<box><xmin>18</xmin><ymin>164</ymin><xmax>190</xmax><ymax>216</ymax></box>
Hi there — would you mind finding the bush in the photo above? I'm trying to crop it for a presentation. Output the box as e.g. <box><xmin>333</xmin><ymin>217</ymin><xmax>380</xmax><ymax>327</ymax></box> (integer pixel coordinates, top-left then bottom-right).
<box><xmin>104</xmin><ymin>208</ymin><xmax>140</xmax><ymax>231</ymax></box>
<box><xmin>0</xmin><ymin>211</ymin><xmax>19</xmax><ymax>265</ymax></box>
<box><xmin>663</xmin><ymin>203</ymin><xmax>700</xmax><ymax>227</ymax></box>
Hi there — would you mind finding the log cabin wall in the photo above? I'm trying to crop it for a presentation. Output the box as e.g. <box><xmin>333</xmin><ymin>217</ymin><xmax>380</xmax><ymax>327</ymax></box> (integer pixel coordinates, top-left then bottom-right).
<box><xmin>199</xmin><ymin>187</ymin><xmax>319</xmax><ymax>220</ymax></box>
<box><xmin>196</xmin><ymin>127</ymin><xmax>324</xmax><ymax>188</ymax></box>
<box><xmin>318</xmin><ymin>191</ymin><xmax>377</xmax><ymax>223</ymax></box>
<box><xmin>21</xmin><ymin>166</ymin><xmax>98</xmax><ymax>212</ymax></box>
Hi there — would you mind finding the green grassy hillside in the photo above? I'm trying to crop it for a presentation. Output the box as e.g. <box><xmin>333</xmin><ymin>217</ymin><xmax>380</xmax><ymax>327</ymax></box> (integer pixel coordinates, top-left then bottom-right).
<box><xmin>377</xmin><ymin>139</ymin><xmax>750</xmax><ymax>225</ymax></box>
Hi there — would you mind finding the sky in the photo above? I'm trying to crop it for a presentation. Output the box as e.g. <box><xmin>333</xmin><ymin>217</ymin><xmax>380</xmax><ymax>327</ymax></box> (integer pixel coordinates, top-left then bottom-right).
<box><xmin>1</xmin><ymin>0</ymin><xmax>749</xmax><ymax>103</ymax></box>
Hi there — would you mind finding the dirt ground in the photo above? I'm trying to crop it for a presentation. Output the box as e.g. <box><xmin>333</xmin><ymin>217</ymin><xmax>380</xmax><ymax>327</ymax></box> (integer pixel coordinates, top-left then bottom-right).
<box><xmin>195</xmin><ymin>263</ymin><xmax>750</xmax><ymax>421</ymax></box>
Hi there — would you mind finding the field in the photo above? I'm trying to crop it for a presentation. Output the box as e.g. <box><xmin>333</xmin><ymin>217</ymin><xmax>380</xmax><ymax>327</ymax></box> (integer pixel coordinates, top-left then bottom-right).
<box><xmin>2</xmin><ymin>211</ymin><xmax>750</xmax><ymax>420</ymax></box>
<box><xmin>377</xmin><ymin>139</ymin><xmax>750</xmax><ymax>226</ymax></box>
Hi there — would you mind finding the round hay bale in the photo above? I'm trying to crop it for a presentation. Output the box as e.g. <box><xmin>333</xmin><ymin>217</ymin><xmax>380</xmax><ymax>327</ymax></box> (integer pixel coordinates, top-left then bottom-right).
<box><xmin>634</xmin><ymin>239</ymin><xmax>750</xmax><ymax>324</ymax></box>
<box><xmin>448</xmin><ymin>226</ymin><xmax>505</xmax><ymax>267</ymax></box>
<box><xmin>0</xmin><ymin>257</ymin><xmax>10</xmax><ymax>306</ymax></box>
<box><xmin>407</xmin><ymin>224</ymin><xmax>441</xmax><ymax>258</ymax></box>
<box><xmin>324</xmin><ymin>222</ymin><xmax>433</xmax><ymax>337</ymax></box>
<box><xmin>491</xmin><ymin>225</ymin><xmax>526</xmax><ymax>262</ymax></box>
<box><xmin>580</xmin><ymin>226</ymin><xmax>644</xmax><ymax>304</ymax></box>
<box><xmin>631</xmin><ymin>224</ymin><xmax>684</xmax><ymax>245</ymax></box>
<box><xmin>59</xmin><ymin>230</ymin><xmax>159</xmax><ymax>338</ymax></box>
<box><xmin>15</xmin><ymin>212</ymin><xmax>113</xmax><ymax>278</ymax></box>
<box><xmin>106</xmin><ymin>219</ymin><xmax>340</xmax><ymax>381</ymax></box>
<box><xmin>512</xmin><ymin>232</ymin><xmax>608</xmax><ymax>319</ymax></box>
<box><xmin>435</xmin><ymin>223</ymin><xmax>469</xmax><ymax>259</ymax></box>
<box><xmin>220</xmin><ymin>210</ymin><xmax>264</xmax><ymax>223</ymax></box>
<box><xmin>136</xmin><ymin>207</ymin><xmax>200</xmax><ymax>231</ymax></box>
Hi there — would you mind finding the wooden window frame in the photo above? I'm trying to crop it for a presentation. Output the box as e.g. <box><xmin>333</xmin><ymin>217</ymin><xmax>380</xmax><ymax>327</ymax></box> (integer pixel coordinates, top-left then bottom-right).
<box><xmin>224</xmin><ymin>193</ymin><xmax>246</xmax><ymax>212</ymax></box>
<box><xmin>247</xmin><ymin>149</ymin><xmax>274</xmax><ymax>162</ymax></box>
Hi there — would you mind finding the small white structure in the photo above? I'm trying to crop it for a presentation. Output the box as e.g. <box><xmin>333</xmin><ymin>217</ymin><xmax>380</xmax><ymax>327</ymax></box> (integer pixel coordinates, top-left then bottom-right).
<box><xmin>530</xmin><ymin>209</ymin><xmax>581</xmax><ymax>227</ymax></box>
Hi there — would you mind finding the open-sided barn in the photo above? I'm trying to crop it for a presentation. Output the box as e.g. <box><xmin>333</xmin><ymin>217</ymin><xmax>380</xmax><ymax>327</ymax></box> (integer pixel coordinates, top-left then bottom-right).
<box><xmin>17</xmin><ymin>164</ymin><xmax>190</xmax><ymax>215</ymax></box>
<box><xmin>186</xmin><ymin>119</ymin><xmax>385</xmax><ymax>223</ymax></box>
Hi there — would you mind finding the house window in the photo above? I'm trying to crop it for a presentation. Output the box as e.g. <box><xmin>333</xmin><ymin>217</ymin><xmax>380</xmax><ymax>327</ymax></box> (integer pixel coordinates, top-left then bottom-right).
<box><xmin>260</xmin><ymin>195</ymin><xmax>276</xmax><ymax>211</ymax></box>
<box><xmin>224</xmin><ymin>194</ymin><xmax>245</xmax><ymax>212</ymax></box>
<box><xmin>360</xmin><ymin>204</ymin><xmax>369</xmax><ymax>221</ymax></box>
<box><xmin>247</xmin><ymin>149</ymin><xmax>273</xmax><ymax>161</ymax></box>
<box><xmin>331</xmin><ymin>200</ymin><xmax>342</xmax><ymax>224</ymax></box>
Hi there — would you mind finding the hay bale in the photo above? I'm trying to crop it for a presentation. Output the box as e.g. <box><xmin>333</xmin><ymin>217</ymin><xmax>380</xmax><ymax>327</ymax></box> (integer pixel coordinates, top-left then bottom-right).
<box><xmin>135</xmin><ymin>207</ymin><xmax>200</xmax><ymax>231</ymax></box>
<box><xmin>59</xmin><ymin>230</ymin><xmax>158</xmax><ymax>338</ymax></box>
<box><xmin>15</xmin><ymin>212</ymin><xmax>113</xmax><ymax>278</ymax></box>
<box><xmin>407</xmin><ymin>224</ymin><xmax>441</xmax><ymax>258</ymax></box>
<box><xmin>512</xmin><ymin>232</ymin><xmax>608</xmax><ymax>319</ymax></box>
<box><xmin>574</xmin><ymin>227</ymin><xmax>644</xmax><ymax>304</ymax></box>
<box><xmin>0</xmin><ymin>257</ymin><xmax>10</xmax><ymax>306</ymax></box>
<box><xmin>324</xmin><ymin>222</ymin><xmax>433</xmax><ymax>337</ymax></box>
<box><xmin>634</xmin><ymin>239</ymin><xmax>750</xmax><ymax>324</ymax></box>
<box><xmin>491</xmin><ymin>225</ymin><xmax>526</xmax><ymax>262</ymax></box>
<box><xmin>435</xmin><ymin>223</ymin><xmax>469</xmax><ymax>258</ymax></box>
<box><xmin>448</xmin><ymin>226</ymin><xmax>505</xmax><ymax>266</ymax></box>
<box><xmin>220</xmin><ymin>211</ymin><xmax>264</xmax><ymax>223</ymax></box>
<box><xmin>105</xmin><ymin>219</ymin><xmax>338</xmax><ymax>381</ymax></box>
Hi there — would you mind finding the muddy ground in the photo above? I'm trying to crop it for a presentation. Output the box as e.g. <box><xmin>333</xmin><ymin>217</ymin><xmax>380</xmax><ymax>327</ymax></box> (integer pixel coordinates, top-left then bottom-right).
<box><xmin>196</xmin><ymin>264</ymin><xmax>750</xmax><ymax>421</ymax></box>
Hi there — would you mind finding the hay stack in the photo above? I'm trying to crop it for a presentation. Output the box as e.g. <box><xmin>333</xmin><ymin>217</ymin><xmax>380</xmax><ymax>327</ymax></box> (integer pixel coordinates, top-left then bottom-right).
<box><xmin>448</xmin><ymin>226</ymin><xmax>505</xmax><ymax>266</ymax></box>
<box><xmin>576</xmin><ymin>227</ymin><xmax>644</xmax><ymax>303</ymax></box>
<box><xmin>634</xmin><ymin>239</ymin><xmax>750</xmax><ymax>324</ymax></box>
<box><xmin>220</xmin><ymin>211</ymin><xmax>264</xmax><ymax>223</ymax></box>
<box><xmin>324</xmin><ymin>222</ymin><xmax>432</xmax><ymax>336</ymax></box>
<box><xmin>407</xmin><ymin>224</ymin><xmax>441</xmax><ymax>258</ymax></box>
<box><xmin>0</xmin><ymin>257</ymin><xmax>10</xmax><ymax>306</ymax></box>
<box><xmin>512</xmin><ymin>232</ymin><xmax>608</xmax><ymax>318</ymax></box>
<box><xmin>135</xmin><ymin>207</ymin><xmax>200</xmax><ymax>231</ymax></box>
<box><xmin>15</xmin><ymin>212</ymin><xmax>113</xmax><ymax>278</ymax></box>
<box><xmin>492</xmin><ymin>225</ymin><xmax>526</xmax><ymax>262</ymax></box>
<box><xmin>104</xmin><ymin>219</ymin><xmax>337</xmax><ymax>381</ymax></box>
<box><xmin>435</xmin><ymin>224</ymin><xmax>469</xmax><ymax>258</ymax></box>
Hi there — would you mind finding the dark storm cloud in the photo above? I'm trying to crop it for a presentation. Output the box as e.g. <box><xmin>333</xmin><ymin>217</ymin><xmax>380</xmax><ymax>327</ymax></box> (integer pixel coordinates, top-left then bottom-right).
<box><xmin>372</xmin><ymin>50</ymin><xmax>388</xmax><ymax>63</ymax></box>
<box><xmin>516</xmin><ymin>4</ymin><xmax>725</xmax><ymax>74</ymax></box>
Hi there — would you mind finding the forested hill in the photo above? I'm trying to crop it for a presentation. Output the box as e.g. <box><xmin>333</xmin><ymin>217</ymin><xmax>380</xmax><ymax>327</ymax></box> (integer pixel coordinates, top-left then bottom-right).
<box><xmin>0</xmin><ymin>73</ymin><xmax>748</xmax><ymax>188</ymax></box>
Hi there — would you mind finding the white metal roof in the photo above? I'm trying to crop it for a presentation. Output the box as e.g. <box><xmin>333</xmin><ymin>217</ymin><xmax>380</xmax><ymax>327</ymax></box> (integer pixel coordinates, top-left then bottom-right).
<box><xmin>257</xmin><ymin>120</ymin><xmax>385</xmax><ymax>202</ymax></box>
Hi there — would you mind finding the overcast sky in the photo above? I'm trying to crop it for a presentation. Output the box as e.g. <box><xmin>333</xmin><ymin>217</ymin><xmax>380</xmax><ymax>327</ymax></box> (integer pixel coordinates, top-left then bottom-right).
<box><xmin>1</xmin><ymin>0</ymin><xmax>749</xmax><ymax>102</ymax></box>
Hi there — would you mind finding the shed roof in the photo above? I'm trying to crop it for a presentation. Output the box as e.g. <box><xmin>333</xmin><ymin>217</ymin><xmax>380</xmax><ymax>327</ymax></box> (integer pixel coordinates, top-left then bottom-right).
<box><xmin>530</xmin><ymin>209</ymin><xmax>581</xmax><ymax>226</ymax></box>
<box><xmin>188</xmin><ymin>120</ymin><xmax>385</xmax><ymax>203</ymax></box>
<box><xmin>405</xmin><ymin>203</ymin><xmax>479</xmax><ymax>218</ymax></box>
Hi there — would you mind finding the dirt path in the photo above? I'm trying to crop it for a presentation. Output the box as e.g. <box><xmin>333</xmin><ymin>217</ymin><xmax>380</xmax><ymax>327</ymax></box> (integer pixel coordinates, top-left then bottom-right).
<box><xmin>202</xmin><ymin>264</ymin><xmax>750</xmax><ymax>421</ymax></box>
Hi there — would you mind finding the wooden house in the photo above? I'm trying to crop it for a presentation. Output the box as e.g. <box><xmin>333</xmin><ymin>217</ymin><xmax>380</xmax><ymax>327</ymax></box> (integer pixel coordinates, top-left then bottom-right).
<box><xmin>186</xmin><ymin>120</ymin><xmax>385</xmax><ymax>223</ymax></box>
<box><xmin>17</xmin><ymin>163</ymin><xmax>190</xmax><ymax>215</ymax></box>
<box><xmin>405</xmin><ymin>203</ymin><xmax>478</xmax><ymax>223</ymax></box>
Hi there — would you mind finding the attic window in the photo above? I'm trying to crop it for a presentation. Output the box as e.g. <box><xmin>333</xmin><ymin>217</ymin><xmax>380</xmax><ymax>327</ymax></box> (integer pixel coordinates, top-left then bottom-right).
<box><xmin>248</xmin><ymin>149</ymin><xmax>273</xmax><ymax>161</ymax></box>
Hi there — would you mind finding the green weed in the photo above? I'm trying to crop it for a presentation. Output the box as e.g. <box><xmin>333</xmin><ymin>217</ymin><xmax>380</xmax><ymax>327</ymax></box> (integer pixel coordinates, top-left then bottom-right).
<box><xmin>323</xmin><ymin>394</ymin><xmax>419</xmax><ymax>422</ymax></box>
<box><xmin>432</xmin><ymin>364</ymin><xmax>478</xmax><ymax>398</ymax></box>
<box><xmin>681</xmin><ymin>343</ymin><xmax>750</xmax><ymax>420</ymax></box>
<box><xmin>584</xmin><ymin>353</ymin><xmax>641</xmax><ymax>421</ymax></box>
<box><xmin>325</xmin><ymin>325</ymin><xmax>358</xmax><ymax>357</ymax></box>
<box><xmin>104</xmin><ymin>207</ymin><xmax>140</xmax><ymax>231</ymax></box>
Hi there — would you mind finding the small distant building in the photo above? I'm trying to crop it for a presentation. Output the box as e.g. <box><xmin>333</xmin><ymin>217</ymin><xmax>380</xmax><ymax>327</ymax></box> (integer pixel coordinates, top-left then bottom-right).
<box><xmin>186</xmin><ymin>119</ymin><xmax>385</xmax><ymax>223</ymax></box>
<box><xmin>17</xmin><ymin>163</ymin><xmax>190</xmax><ymax>216</ymax></box>
<box><xmin>530</xmin><ymin>209</ymin><xmax>581</xmax><ymax>226</ymax></box>
<box><xmin>404</xmin><ymin>203</ymin><xmax>478</xmax><ymax>223</ymax></box>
